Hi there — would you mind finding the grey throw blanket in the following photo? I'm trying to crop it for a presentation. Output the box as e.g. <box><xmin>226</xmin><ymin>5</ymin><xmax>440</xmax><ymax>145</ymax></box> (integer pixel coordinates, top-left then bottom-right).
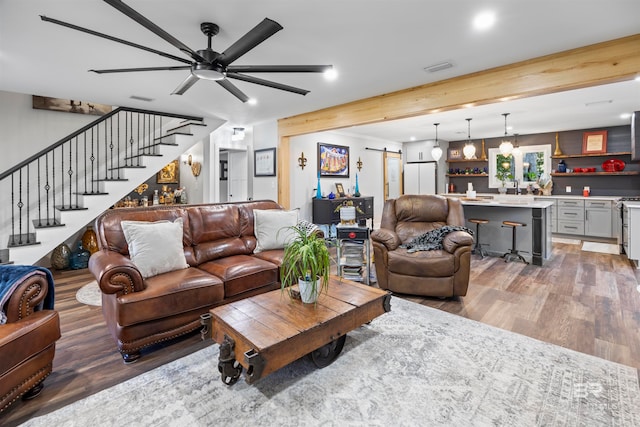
<box><xmin>400</xmin><ymin>225</ymin><xmax>473</xmax><ymax>253</ymax></box>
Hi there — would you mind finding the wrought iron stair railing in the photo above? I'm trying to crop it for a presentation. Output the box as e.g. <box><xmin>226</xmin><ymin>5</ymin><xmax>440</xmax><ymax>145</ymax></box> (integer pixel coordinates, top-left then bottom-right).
<box><xmin>0</xmin><ymin>107</ymin><xmax>203</xmax><ymax>249</ymax></box>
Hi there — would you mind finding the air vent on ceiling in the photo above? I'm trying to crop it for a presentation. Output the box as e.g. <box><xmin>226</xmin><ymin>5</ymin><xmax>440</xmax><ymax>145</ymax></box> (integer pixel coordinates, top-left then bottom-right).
<box><xmin>424</xmin><ymin>62</ymin><xmax>453</xmax><ymax>73</ymax></box>
<box><xmin>129</xmin><ymin>95</ymin><xmax>154</xmax><ymax>102</ymax></box>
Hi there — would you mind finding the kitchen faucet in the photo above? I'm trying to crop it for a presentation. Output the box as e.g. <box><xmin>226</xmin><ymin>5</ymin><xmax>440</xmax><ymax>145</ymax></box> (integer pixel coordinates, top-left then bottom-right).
<box><xmin>513</xmin><ymin>179</ymin><xmax>521</xmax><ymax>195</ymax></box>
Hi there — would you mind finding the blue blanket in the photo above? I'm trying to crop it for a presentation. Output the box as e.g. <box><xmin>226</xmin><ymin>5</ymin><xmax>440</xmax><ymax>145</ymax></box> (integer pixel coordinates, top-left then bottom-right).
<box><xmin>0</xmin><ymin>265</ymin><xmax>55</xmax><ymax>324</ymax></box>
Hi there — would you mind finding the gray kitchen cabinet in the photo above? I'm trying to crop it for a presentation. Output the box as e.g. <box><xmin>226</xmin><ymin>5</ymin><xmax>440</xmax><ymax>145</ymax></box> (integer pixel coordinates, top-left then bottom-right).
<box><xmin>535</xmin><ymin>197</ymin><xmax>557</xmax><ymax>233</ymax></box>
<box><xmin>556</xmin><ymin>199</ymin><xmax>584</xmax><ymax>235</ymax></box>
<box><xmin>584</xmin><ymin>200</ymin><xmax>613</xmax><ymax>238</ymax></box>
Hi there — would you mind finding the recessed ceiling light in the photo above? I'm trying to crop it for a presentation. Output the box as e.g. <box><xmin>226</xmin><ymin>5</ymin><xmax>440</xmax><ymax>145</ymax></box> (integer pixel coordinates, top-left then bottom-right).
<box><xmin>635</xmin><ymin>76</ymin><xmax>640</xmax><ymax>82</ymax></box>
<box><xmin>410</xmin><ymin>136</ymin><xmax>416</xmax><ymax>141</ymax></box>
<box><xmin>324</xmin><ymin>68</ymin><xmax>338</xmax><ymax>81</ymax></box>
<box><xmin>247</xmin><ymin>98</ymin><xmax>257</xmax><ymax>105</ymax></box>
<box><xmin>621</xmin><ymin>113</ymin><xmax>632</xmax><ymax>119</ymax></box>
<box><xmin>473</xmin><ymin>11</ymin><xmax>496</xmax><ymax>30</ymax></box>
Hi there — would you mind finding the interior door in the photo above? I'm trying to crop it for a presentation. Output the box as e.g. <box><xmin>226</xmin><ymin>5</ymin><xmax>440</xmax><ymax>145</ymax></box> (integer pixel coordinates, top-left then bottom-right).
<box><xmin>383</xmin><ymin>152</ymin><xmax>402</xmax><ymax>201</ymax></box>
<box><xmin>228</xmin><ymin>150</ymin><xmax>248</xmax><ymax>202</ymax></box>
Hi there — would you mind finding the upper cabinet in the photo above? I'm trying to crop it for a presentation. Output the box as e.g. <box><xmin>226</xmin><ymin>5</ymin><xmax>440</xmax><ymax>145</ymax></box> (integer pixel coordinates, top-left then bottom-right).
<box><xmin>404</xmin><ymin>141</ymin><xmax>437</xmax><ymax>162</ymax></box>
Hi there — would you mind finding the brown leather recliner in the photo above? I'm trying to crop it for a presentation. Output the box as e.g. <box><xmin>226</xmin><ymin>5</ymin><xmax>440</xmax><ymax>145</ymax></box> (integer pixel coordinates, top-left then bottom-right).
<box><xmin>0</xmin><ymin>267</ymin><xmax>60</xmax><ymax>413</ymax></box>
<box><xmin>371</xmin><ymin>195</ymin><xmax>473</xmax><ymax>297</ymax></box>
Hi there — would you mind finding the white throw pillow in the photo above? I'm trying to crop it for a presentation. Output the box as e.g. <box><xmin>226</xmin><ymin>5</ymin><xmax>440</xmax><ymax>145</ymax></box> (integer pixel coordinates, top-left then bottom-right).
<box><xmin>121</xmin><ymin>218</ymin><xmax>189</xmax><ymax>278</ymax></box>
<box><xmin>253</xmin><ymin>209</ymin><xmax>299</xmax><ymax>253</ymax></box>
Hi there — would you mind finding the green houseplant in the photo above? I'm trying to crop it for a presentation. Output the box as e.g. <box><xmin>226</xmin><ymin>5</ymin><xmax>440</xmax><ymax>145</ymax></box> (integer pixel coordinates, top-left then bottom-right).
<box><xmin>280</xmin><ymin>224</ymin><xmax>331</xmax><ymax>303</ymax></box>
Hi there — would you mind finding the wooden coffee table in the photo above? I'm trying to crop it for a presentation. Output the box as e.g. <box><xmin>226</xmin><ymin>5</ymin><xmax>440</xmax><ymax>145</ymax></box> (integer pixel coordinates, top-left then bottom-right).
<box><xmin>205</xmin><ymin>276</ymin><xmax>391</xmax><ymax>385</ymax></box>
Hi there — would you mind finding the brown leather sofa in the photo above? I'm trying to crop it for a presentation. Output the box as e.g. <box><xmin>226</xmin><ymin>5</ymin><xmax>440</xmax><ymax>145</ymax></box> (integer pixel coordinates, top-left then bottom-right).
<box><xmin>0</xmin><ymin>268</ymin><xmax>60</xmax><ymax>413</ymax></box>
<box><xmin>371</xmin><ymin>195</ymin><xmax>473</xmax><ymax>298</ymax></box>
<box><xmin>89</xmin><ymin>200</ymin><xmax>292</xmax><ymax>363</ymax></box>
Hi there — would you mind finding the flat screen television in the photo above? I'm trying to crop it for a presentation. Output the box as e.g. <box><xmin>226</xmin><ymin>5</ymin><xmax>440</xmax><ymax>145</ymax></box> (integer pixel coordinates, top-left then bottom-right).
<box><xmin>632</xmin><ymin>111</ymin><xmax>640</xmax><ymax>161</ymax></box>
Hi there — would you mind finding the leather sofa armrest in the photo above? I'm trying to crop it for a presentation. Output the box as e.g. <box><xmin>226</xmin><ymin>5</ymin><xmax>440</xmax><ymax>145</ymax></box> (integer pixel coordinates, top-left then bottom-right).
<box><xmin>371</xmin><ymin>229</ymin><xmax>401</xmax><ymax>251</ymax></box>
<box><xmin>442</xmin><ymin>230</ymin><xmax>474</xmax><ymax>254</ymax></box>
<box><xmin>3</xmin><ymin>274</ymin><xmax>49</xmax><ymax>323</ymax></box>
<box><xmin>88</xmin><ymin>250</ymin><xmax>144</xmax><ymax>294</ymax></box>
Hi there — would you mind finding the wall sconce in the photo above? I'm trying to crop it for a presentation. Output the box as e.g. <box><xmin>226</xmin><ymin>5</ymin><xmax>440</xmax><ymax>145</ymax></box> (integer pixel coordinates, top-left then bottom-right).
<box><xmin>191</xmin><ymin>161</ymin><xmax>202</xmax><ymax>177</ymax></box>
<box><xmin>231</xmin><ymin>127</ymin><xmax>245</xmax><ymax>141</ymax></box>
<box><xmin>298</xmin><ymin>152</ymin><xmax>307</xmax><ymax>169</ymax></box>
<box><xmin>183</xmin><ymin>154</ymin><xmax>193</xmax><ymax>166</ymax></box>
<box><xmin>356</xmin><ymin>157</ymin><xmax>363</xmax><ymax>171</ymax></box>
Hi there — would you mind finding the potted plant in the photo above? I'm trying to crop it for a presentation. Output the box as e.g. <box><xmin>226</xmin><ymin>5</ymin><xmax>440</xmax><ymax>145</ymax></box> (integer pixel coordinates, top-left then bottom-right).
<box><xmin>280</xmin><ymin>224</ymin><xmax>331</xmax><ymax>304</ymax></box>
<box><xmin>495</xmin><ymin>155</ymin><xmax>514</xmax><ymax>194</ymax></box>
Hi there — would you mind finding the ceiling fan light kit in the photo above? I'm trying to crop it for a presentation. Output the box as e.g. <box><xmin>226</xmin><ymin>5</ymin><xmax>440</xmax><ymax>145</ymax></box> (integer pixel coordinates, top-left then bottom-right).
<box><xmin>41</xmin><ymin>0</ymin><xmax>332</xmax><ymax>102</ymax></box>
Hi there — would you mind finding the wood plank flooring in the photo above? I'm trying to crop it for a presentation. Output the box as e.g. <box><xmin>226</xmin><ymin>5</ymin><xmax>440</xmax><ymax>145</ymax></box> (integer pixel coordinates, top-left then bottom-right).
<box><xmin>2</xmin><ymin>242</ymin><xmax>639</xmax><ymax>426</ymax></box>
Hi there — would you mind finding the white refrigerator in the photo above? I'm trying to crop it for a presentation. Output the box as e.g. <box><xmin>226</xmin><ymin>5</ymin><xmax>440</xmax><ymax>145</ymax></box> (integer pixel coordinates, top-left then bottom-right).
<box><xmin>404</xmin><ymin>162</ymin><xmax>437</xmax><ymax>195</ymax></box>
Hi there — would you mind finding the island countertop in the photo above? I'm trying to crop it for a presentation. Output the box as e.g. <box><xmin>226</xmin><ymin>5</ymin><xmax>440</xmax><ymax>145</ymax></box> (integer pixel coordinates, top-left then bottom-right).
<box><xmin>444</xmin><ymin>194</ymin><xmax>554</xmax><ymax>208</ymax></box>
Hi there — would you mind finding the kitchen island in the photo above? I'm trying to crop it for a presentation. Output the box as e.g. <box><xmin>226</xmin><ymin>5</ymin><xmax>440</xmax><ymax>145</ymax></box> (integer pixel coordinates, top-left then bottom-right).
<box><xmin>447</xmin><ymin>195</ymin><xmax>554</xmax><ymax>266</ymax></box>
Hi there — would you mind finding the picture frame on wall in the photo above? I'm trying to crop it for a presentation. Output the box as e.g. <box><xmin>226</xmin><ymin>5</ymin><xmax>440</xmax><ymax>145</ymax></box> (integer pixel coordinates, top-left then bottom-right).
<box><xmin>582</xmin><ymin>130</ymin><xmax>607</xmax><ymax>154</ymax></box>
<box><xmin>254</xmin><ymin>148</ymin><xmax>276</xmax><ymax>177</ymax></box>
<box><xmin>157</xmin><ymin>159</ymin><xmax>179</xmax><ymax>184</ymax></box>
<box><xmin>318</xmin><ymin>142</ymin><xmax>350</xmax><ymax>177</ymax></box>
<box><xmin>447</xmin><ymin>148</ymin><xmax>463</xmax><ymax>160</ymax></box>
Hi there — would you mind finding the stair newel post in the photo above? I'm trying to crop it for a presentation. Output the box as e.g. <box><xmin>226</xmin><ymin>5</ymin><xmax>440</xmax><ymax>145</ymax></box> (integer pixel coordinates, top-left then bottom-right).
<box><xmin>45</xmin><ymin>153</ymin><xmax>50</xmax><ymax>226</ymax></box>
<box><xmin>37</xmin><ymin>157</ymin><xmax>42</xmax><ymax>228</ymax></box>
<box><xmin>83</xmin><ymin>133</ymin><xmax>88</xmax><ymax>195</ymax></box>
<box><xmin>10</xmin><ymin>174</ymin><xmax>15</xmax><ymax>246</ymax></box>
<box><xmin>17</xmin><ymin>168</ymin><xmax>23</xmax><ymax>245</ymax></box>
<box><xmin>108</xmin><ymin>116</ymin><xmax>114</xmax><ymax>180</ymax></box>
<box><xmin>68</xmin><ymin>139</ymin><xmax>74</xmax><ymax>209</ymax></box>
<box><xmin>75</xmin><ymin>136</ymin><xmax>79</xmax><ymax>208</ymax></box>
<box><xmin>90</xmin><ymin>127</ymin><xmax>95</xmax><ymax>194</ymax></box>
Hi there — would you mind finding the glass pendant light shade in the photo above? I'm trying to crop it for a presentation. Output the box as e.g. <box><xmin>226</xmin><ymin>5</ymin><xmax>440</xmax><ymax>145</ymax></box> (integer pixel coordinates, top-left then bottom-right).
<box><xmin>511</xmin><ymin>133</ymin><xmax>522</xmax><ymax>157</ymax></box>
<box><xmin>463</xmin><ymin>118</ymin><xmax>476</xmax><ymax>159</ymax></box>
<box><xmin>430</xmin><ymin>123</ymin><xmax>443</xmax><ymax>161</ymax></box>
<box><xmin>499</xmin><ymin>113</ymin><xmax>513</xmax><ymax>156</ymax></box>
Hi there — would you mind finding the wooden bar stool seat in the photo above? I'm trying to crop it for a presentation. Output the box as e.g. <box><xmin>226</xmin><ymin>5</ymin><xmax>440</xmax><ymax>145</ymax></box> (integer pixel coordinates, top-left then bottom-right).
<box><xmin>469</xmin><ymin>218</ymin><xmax>489</xmax><ymax>258</ymax></box>
<box><xmin>501</xmin><ymin>221</ymin><xmax>528</xmax><ymax>264</ymax></box>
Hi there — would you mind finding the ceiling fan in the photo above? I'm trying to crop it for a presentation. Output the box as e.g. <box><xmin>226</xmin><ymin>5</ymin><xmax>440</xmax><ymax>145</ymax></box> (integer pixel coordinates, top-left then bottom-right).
<box><xmin>40</xmin><ymin>0</ymin><xmax>332</xmax><ymax>102</ymax></box>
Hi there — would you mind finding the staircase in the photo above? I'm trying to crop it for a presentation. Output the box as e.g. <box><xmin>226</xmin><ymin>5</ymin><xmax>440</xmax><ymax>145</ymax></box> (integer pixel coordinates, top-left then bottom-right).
<box><xmin>0</xmin><ymin>107</ymin><xmax>212</xmax><ymax>265</ymax></box>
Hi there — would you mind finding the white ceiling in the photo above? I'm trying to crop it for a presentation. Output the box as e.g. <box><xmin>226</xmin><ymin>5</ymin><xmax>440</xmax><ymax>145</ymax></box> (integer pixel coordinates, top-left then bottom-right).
<box><xmin>1</xmin><ymin>0</ymin><xmax>639</xmax><ymax>141</ymax></box>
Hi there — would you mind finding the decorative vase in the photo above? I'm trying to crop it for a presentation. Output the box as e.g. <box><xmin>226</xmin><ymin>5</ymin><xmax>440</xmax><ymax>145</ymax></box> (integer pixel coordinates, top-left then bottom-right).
<box><xmin>69</xmin><ymin>243</ymin><xmax>90</xmax><ymax>270</ymax></box>
<box><xmin>82</xmin><ymin>226</ymin><xmax>99</xmax><ymax>255</ymax></box>
<box><xmin>354</xmin><ymin>174</ymin><xmax>361</xmax><ymax>197</ymax></box>
<box><xmin>498</xmin><ymin>187</ymin><xmax>508</xmax><ymax>195</ymax></box>
<box><xmin>298</xmin><ymin>277</ymin><xmax>320</xmax><ymax>304</ymax></box>
<box><xmin>316</xmin><ymin>173</ymin><xmax>322</xmax><ymax>199</ymax></box>
<box><xmin>51</xmin><ymin>243</ymin><xmax>71</xmax><ymax>270</ymax></box>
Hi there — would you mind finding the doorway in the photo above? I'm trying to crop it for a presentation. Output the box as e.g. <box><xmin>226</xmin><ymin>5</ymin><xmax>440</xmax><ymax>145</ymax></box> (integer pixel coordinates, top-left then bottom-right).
<box><xmin>383</xmin><ymin>151</ymin><xmax>402</xmax><ymax>201</ymax></box>
<box><xmin>218</xmin><ymin>149</ymin><xmax>248</xmax><ymax>202</ymax></box>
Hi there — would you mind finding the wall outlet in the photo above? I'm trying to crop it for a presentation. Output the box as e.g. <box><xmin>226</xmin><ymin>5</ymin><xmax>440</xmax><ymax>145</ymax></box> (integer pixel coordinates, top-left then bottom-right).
<box><xmin>565</xmin><ymin>186</ymin><xmax>572</xmax><ymax>193</ymax></box>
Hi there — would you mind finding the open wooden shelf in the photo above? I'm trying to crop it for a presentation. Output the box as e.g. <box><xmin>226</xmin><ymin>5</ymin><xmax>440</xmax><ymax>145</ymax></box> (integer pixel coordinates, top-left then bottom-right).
<box><xmin>551</xmin><ymin>151</ymin><xmax>631</xmax><ymax>159</ymax></box>
<box><xmin>551</xmin><ymin>171</ymin><xmax>639</xmax><ymax>177</ymax></box>
<box><xmin>447</xmin><ymin>173</ymin><xmax>488</xmax><ymax>177</ymax></box>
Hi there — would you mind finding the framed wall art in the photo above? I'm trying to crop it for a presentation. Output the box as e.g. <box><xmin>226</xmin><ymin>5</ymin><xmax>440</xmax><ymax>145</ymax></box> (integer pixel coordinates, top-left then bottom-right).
<box><xmin>254</xmin><ymin>148</ymin><xmax>276</xmax><ymax>177</ymax></box>
<box><xmin>447</xmin><ymin>147</ymin><xmax>462</xmax><ymax>160</ymax></box>
<box><xmin>582</xmin><ymin>130</ymin><xmax>607</xmax><ymax>154</ymax></box>
<box><xmin>318</xmin><ymin>142</ymin><xmax>349</xmax><ymax>177</ymax></box>
<box><xmin>157</xmin><ymin>159</ymin><xmax>179</xmax><ymax>184</ymax></box>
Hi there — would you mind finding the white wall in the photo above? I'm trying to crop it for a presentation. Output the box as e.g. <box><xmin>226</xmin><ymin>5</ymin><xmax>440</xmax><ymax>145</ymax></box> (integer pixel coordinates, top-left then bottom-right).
<box><xmin>0</xmin><ymin>91</ymin><xmax>99</xmax><ymax>173</ymax></box>
<box><xmin>179</xmin><ymin>141</ymin><xmax>204</xmax><ymax>204</ymax></box>
<box><xmin>252</xmin><ymin>121</ymin><xmax>278</xmax><ymax>202</ymax></box>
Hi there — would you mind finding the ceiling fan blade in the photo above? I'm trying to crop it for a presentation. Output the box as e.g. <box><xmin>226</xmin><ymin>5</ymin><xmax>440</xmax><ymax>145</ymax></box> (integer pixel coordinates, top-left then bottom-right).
<box><xmin>228</xmin><ymin>65</ymin><xmax>333</xmax><ymax>73</ymax></box>
<box><xmin>227</xmin><ymin>73</ymin><xmax>310</xmax><ymax>96</ymax></box>
<box><xmin>171</xmin><ymin>73</ymin><xmax>200</xmax><ymax>95</ymax></box>
<box><xmin>216</xmin><ymin>79</ymin><xmax>250</xmax><ymax>103</ymax></box>
<box><xmin>40</xmin><ymin>15</ymin><xmax>191</xmax><ymax>65</ymax></box>
<box><xmin>90</xmin><ymin>66</ymin><xmax>191</xmax><ymax>74</ymax></box>
<box><xmin>218</xmin><ymin>18</ymin><xmax>283</xmax><ymax>67</ymax></box>
<box><xmin>103</xmin><ymin>0</ymin><xmax>205</xmax><ymax>63</ymax></box>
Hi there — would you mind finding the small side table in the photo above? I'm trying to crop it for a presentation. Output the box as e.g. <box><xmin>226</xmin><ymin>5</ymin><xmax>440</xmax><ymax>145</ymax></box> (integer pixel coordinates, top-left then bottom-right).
<box><xmin>335</xmin><ymin>225</ymin><xmax>371</xmax><ymax>285</ymax></box>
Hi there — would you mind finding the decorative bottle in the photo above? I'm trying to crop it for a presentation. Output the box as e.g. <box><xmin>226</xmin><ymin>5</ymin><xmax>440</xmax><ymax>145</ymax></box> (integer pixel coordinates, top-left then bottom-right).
<box><xmin>153</xmin><ymin>190</ymin><xmax>159</xmax><ymax>205</ymax></box>
<box><xmin>354</xmin><ymin>174</ymin><xmax>361</xmax><ymax>197</ymax></box>
<box><xmin>316</xmin><ymin>172</ymin><xmax>322</xmax><ymax>199</ymax></box>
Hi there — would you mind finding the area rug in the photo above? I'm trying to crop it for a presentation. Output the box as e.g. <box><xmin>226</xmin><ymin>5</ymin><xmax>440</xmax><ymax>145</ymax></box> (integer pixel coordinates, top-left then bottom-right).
<box><xmin>22</xmin><ymin>298</ymin><xmax>640</xmax><ymax>426</ymax></box>
<box><xmin>75</xmin><ymin>280</ymin><xmax>101</xmax><ymax>306</ymax></box>
<box><xmin>581</xmin><ymin>241</ymin><xmax>621</xmax><ymax>255</ymax></box>
<box><xmin>552</xmin><ymin>237</ymin><xmax>581</xmax><ymax>245</ymax></box>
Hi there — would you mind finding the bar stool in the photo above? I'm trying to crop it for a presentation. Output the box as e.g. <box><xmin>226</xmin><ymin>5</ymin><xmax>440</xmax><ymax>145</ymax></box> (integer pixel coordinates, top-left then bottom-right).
<box><xmin>501</xmin><ymin>221</ymin><xmax>528</xmax><ymax>264</ymax></box>
<box><xmin>469</xmin><ymin>218</ymin><xmax>489</xmax><ymax>258</ymax></box>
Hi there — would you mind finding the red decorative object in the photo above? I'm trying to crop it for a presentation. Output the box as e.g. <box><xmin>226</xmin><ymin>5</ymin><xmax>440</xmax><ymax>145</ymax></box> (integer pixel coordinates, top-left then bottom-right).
<box><xmin>601</xmin><ymin>159</ymin><xmax>625</xmax><ymax>172</ymax></box>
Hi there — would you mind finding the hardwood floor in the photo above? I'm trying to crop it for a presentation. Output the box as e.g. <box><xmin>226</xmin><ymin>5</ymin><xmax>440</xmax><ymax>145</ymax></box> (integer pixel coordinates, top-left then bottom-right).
<box><xmin>2</xmin><ymin>242</ymin><xmax>639</xmax><ymax>426</ymax></box>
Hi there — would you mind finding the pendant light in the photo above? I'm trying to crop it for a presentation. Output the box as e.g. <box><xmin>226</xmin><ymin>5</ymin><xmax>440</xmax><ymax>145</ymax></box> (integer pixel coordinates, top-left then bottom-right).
<box><xmin>512</xmin><ymin>133</ymin><xmax>521</xmax><ymax>157</ymax></box>
<box><xmin>431</xmin><ymin>123</ymin><xmax>443</xmax><ymax>161</ymax></box>
<box><xmin>463</xmin><ymin>118</ymin><xmax>476</xmax><ymax>159</ymax></box>
<box><xmin>499</xmin><ymin>113</ymin><xmax>513</xmax><ymax>156</ymax></box>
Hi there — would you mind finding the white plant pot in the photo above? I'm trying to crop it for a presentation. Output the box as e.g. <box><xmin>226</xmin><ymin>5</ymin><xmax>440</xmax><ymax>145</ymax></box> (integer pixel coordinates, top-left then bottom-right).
<box><xmin>298</xmin><ymin>277</ymin><xmax>320</xmax><ymax>304</ymax></box>
<box><xmin>340</xmin><ymin>206</ymin><xmax>356</xmax><ymax>225</ymax></box>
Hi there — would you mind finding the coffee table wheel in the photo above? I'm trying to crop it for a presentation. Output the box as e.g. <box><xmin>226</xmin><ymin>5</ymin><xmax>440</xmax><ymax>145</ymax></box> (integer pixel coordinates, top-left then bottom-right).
<box><xmin>309</xmin><ymin>334</ymin><xmax>347</xmax><ymax>368</ymax></box>
<box><xmin>219</xmin><ymin>359</ymin><xmax>242</xmax><ymax>385</ymax></box>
